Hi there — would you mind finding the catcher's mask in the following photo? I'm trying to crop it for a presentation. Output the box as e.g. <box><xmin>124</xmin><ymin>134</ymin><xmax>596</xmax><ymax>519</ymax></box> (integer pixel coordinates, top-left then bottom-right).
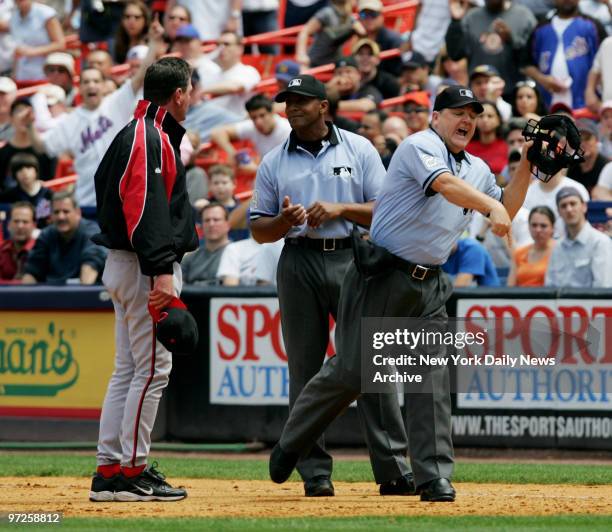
<box><xmin>522</xmin><ymin>114</ymin><xmax>584</xmax><ymax>182</ymax></box>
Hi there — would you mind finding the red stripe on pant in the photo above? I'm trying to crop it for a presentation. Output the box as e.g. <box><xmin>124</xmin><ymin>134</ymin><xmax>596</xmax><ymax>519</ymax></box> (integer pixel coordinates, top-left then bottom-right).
<box><xmin>131</xmin><ymin>277</ymin><xmax>156</xmax><ymax>467</ymax></box>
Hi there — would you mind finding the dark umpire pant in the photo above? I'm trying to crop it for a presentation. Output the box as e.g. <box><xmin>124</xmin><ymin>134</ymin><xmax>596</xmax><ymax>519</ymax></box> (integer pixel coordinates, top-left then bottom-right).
<box><xmin>279</xmin><ymin>250</ymin><xmax>455</xmax><ymax>486</ymax></box>
<box><xmin>276</xmin><ymin>238</ymin><xmax>410</xmax><ymax>483</ymax></box>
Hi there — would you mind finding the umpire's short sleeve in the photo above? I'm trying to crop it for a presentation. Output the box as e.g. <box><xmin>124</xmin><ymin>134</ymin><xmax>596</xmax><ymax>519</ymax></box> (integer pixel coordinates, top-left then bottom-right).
<box><xmin>401</xmin><ymin>137</ymin><xmax>450</xmax><ymax>193</ymax></box>
<box><xmin>249</xmin><ymin>155</ymin><xmax>279</xmax><ymax>220</ymax></box>
<box><xmin>360</xmin><ymin>138</ymin><xmax>386</xmax><ymax>201</ymax></box>
<box><xmin>479</xmin><ymin>161</ymin><xmax>503</xmax><ymax>202</ymax></box>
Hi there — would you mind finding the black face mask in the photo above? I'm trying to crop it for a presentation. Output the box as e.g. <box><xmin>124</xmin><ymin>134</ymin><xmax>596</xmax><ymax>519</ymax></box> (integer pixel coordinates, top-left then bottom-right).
<box><xmin>522</xmin><ymin>114</ymin><xmax>585</xmax><ymax>182</ymax></box>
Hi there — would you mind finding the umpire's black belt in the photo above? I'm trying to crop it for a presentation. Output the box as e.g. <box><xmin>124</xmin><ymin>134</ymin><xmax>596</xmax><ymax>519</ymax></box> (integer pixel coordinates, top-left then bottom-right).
<box><xmin>350</xmin><ymin>225</ymin><xmax>439</xmax><ymax>281</ymax></box>
<box><xmin>285</xmin><ymin>237</ymin><xmax>352</xmax><ymax>252</ymax></box>
<box><xmin>391</xmin><ymin>255</ymin><xmax>440</xmax><ymax>281</ymax></box>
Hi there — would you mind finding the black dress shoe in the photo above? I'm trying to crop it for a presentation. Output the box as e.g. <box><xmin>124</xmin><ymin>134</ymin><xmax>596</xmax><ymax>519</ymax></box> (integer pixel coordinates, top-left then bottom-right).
<box><xmin>379</xmin><ymin>472</ymin><xmax>417</xmax><ymax>495</ymax></box>
<box><xmin>304</xmin><ymin>476</ymin><xmax>335</xmax><ymax>497</ymax></box>
<box><xmin>269</xmin><ymin>442</ymin><xmax>299</xmax><ymax>484</ymax></box>
<box><xmin>418</xmin><ymin>478</ymin><xmax>456</xmax><ymax>502</ymax></box>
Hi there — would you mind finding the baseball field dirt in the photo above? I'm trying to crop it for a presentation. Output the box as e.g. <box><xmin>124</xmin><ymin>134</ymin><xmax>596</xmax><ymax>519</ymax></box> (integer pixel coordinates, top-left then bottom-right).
<box><xmin>3</xmin><ymin>477</ymin><xmax>611</xmax><ymax>518</ymax></box>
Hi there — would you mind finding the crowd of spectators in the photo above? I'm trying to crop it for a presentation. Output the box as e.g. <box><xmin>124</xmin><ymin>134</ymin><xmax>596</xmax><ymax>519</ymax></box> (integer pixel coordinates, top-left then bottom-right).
<box><xmin>0</xmin><ymin>0</ymin><xmax>611</xmax><ymax>289</ymax></box>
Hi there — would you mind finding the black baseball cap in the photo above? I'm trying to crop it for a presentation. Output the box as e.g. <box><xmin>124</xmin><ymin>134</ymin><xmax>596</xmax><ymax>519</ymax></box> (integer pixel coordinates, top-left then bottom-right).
<box><xmin>275</xmin><ymin>74</ymin><xmax>327</xmax><ymax>102</ymax></box>
<box><xmin>433</xmin><ymin>85</ymin><xmax>484</xmax><ymax>114</ymax></box>
<box><xmin>401</xmin><ymin>51</ymin><xmax>428</xmax><ymax>69</ymax></box>
<box><xmin>335</xmin><ymin>55</ymin><xmax>358</xmax><ymax>70</ymax></box>
<box><xmin>149</xmin><ymin>297</ymin><xmax>199</xmax><ymax>356</ymax></box>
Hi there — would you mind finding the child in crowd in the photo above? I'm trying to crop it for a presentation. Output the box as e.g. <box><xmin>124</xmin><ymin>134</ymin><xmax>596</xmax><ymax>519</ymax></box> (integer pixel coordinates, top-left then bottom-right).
<box><xmin>195</xmin><ymin>164</ymin><xmax>248</xmax><ymax>241</ymax></box>
<box><xmin>0</xmin><ymin>153</ymin><xmax>52</xmax><ymax>227</ymax></box>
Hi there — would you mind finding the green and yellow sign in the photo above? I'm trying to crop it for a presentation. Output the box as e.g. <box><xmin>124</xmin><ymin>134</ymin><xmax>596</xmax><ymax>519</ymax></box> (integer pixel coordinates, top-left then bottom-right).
<box><xmin>0</xmin><ymin>311</ymin><xmax>115</xmax><ymax>417</ymax></box>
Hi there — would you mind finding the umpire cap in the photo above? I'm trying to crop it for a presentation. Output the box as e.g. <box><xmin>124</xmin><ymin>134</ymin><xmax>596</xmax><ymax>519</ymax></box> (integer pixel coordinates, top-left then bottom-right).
<box><xmin>149</xmin><ymin>297</ymin><xmax>199</xmax><ymax>356</ymax></box>
<box><xmin>275</xmin><ymin>75</ymin><xmax>327</xmax><ymax>102</ymax></box>
<box><xmin>433</xmin><ymin>85</ymin><xmax>484</xmax><ymax>114</ymax></box>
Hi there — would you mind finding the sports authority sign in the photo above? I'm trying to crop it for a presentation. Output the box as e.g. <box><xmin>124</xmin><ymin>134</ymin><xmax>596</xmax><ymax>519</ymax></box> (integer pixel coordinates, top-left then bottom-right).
<box><xmin>209</xmin><ymin>298</ymin><xmax>335</xmax><ymax>405</ymax></box>
<box><xmin>454</xmin><ymin>298</ymin><xmax>612</xmax><ymax>448</ymax></box>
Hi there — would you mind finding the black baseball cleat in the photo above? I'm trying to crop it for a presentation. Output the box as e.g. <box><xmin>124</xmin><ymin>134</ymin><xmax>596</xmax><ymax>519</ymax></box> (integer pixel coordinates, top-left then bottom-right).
<box><xmin>114</xmin><ymin>463</ymin><xmax>187</xmax><ymax>502</ymax></box>
<box><xmin>379</xmin><ymin>472</ymin><xmax>417</xmax><ymax>496</ymax></box>
<box><xmin>304</xmin><ymin>475</ymin><xmax>335</xmax><ymax>497</ymax></box>
<box><xmin>269</xmin><ymin>442</ymin><xmax>299</xmax><ymax>484</ymax></box>
<box><xmin>89</xmin><ymin>472</ymin><xmax>119</xmax><ymax>502</ymax></box>
<box><xmin>418</xmin><ymin>478</ymin><xmax>456</xmax><ymax>502</ymax></box>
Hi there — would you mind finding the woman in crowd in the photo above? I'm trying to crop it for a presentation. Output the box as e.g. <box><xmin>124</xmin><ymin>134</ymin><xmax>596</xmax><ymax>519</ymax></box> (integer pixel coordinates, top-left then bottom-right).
<box><xmin>9</xmin><ymin>0</ymin><xmax>65</xmax><ymax>81</ymax></box>
<box><xmin>467</xmin><ymin>100</ymin><xmax>508</xmax><ymax>178</ymax></box>
<box><xmin>114</xmin><ymin>1</ymin><xmax>150</xmax><ymax>64</ymax></box>
<box><xmin>507</xmin><ymin>206</ymin><xmax>556</xmax><ymax>287</ymax></box>
<box><xmin>511</xmin><ymin>79</ymin><xmax>547</xmax><ymax>121</ymax></box>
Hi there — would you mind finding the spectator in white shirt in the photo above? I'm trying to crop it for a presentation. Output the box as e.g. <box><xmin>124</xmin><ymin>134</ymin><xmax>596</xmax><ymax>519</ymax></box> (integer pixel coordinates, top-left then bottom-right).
<box><xmin>592</xmin><ymin>161</ymin><xmax>612</xmax><ymax>201</ymax></box>
<box><xmin>9</xmin><ymin>0</ymin><xmax>64</xmax><ymax>81</ymax></box>
<box><xmin>545</xmin><ymin>186</ymin><xmax>612</xmax><ymax>288</ymax></box>
<box><xmin>210</xmin><ymin>94</ymin><xmax>291</xmax><ymax>170</ymax></box>
<box><xmin>523</xmin><ymin>169</ymin><xmax>590</xmax><ymax>238</ymax></box>
<box><xmin>171</xmin><ymin>23</ymin><xmax>221</xmax><ymax>85</ymax></box>
<box><xmin>0</xmin><ymin>76</ymin><xmax>17</xmax><ymax>142</ymax></box>
<box><xmin>201</xmin><ymin>31</ymin><xmax>261</xmax><ymax>114</ymax></box>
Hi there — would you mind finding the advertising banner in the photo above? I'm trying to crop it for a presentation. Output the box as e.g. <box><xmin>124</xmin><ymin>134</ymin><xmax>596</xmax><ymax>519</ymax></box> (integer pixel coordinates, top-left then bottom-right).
<box><xmin>0</xmin><ymin>311</ymin><xmax>115</xmax><ymax>418</ymax></box>
<box><xmin>209</xmin><ymin>298</ymin><xmax>336</xmax><ymax>405</ymax></box>
<box><xmin>453</xmin><ymin>298</ymin><xmax>612</xmax><ymax>448</ymax></box>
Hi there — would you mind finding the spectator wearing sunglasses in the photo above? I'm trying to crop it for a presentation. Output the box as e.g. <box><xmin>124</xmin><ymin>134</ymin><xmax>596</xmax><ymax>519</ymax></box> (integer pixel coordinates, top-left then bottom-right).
<box><xmin>402</xmin><ymin>92</ymin><xmax>430</xmax><ymax>135</ymax></box>
<box><xmin>356</xmin><ymin>0</ymin><xmax>404</xmax><ymax>76</ymax></box>
<box><xmin>42</xmin><ymin>52</ymin><xmax>77</xmax><ymax>108</ymax></box>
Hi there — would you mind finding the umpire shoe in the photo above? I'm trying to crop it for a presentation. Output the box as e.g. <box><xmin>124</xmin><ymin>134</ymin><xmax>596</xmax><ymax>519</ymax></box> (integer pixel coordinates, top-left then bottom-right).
<box><xmin>304</xmin><ymin>476</ymin><xmax>335</xmax><ymax>497</ymax></box>
<box><xmin>89</xmin><ymin>472</ymin><xmax>119</xmax><ymax>502</ymax></box>
<box><xmin>418</xmin><ymin>478</ymin><xmax>456</xmax><ymax>502</ymax></box>
<box><xmin>114</xmin><ymin>463</ymin><xmax>187</xmax><ymax>502</ymax></box>
<box><xmin>269</xmin><ymin>442</ymin><xmax>299</xmax><ymax>484</ymax></box>
<box><xmin>379</xmin><ymin>472</ymin><xmax>417</xmax><ymax>496</ymax></box>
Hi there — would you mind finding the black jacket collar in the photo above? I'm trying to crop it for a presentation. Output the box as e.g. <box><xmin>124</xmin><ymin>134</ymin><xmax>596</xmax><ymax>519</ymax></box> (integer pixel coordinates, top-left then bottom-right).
<box><xmin>134</xmin><ymin>100</ymin><xmax>186</xmax><ymax>151</ymax></box>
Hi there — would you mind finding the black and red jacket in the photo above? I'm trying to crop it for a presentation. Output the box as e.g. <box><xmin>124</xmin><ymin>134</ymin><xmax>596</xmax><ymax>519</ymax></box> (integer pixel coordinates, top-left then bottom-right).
<box><xmin>92</xmin><ymin>100</ymin><xmax>198</xmax><ymax>276</ymax></box>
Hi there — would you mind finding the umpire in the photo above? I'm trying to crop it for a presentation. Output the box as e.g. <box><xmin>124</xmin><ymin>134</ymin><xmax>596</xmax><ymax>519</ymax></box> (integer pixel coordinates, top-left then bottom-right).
<box><xmin>268</xmin><ymin>85</ymin><xmax>535</xmax><ymax>501</ymax></box>
<box><xmin>250</xmin><ymin>75</ymin><xmax>413</xmax><ymax>497</ymax></box>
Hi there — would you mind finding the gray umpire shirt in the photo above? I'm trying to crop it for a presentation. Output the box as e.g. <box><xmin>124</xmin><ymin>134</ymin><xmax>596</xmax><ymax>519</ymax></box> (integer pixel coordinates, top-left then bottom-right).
<box><xmin>371</xmin><ymin>127</ymin><xmax>503</xmax><ymax>265</ymax></box>
<box><xmin>545</xmin><ymin>222</ymin><xmax>612</xmax><ymax>288</ymax></box>
<box><xmin>250</xmin><ymin>124</ymin><xmax>384</xmax><ymax>238</ymax></box>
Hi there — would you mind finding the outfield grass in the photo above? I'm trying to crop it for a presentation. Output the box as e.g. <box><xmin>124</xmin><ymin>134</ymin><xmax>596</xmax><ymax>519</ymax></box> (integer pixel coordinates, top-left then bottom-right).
<box><xmin>2</xmin><ymin>515</ymin><xmax>612</xmax><ymax>532</ymax></box>
<box><xmin>0</xmin><ymin>453</ymin><xmax>611</xmax><ymax>485</ymax></box>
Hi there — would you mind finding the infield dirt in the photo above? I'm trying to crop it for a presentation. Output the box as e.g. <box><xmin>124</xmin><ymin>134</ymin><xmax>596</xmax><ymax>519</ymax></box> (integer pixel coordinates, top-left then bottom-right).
<box><xmin>2</xmin><ymin>478</ymin><xmax>611</xmax><ymax>518</ymax></box>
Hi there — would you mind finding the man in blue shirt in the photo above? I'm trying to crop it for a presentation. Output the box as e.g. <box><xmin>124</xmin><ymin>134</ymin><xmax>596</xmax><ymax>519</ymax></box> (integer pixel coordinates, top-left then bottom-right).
<box><xmin>443</xmin><ymin>238</ymin><xmax>500</xmax><ymax>287</ymax></box>
<box><xmin>269</xmin><ymin>85</ymin><xmax>534</xmax><ymax>502</ymax></box>
<box><xmin>22</xmin><ymin>191</ymin><xmax>106</xmax><ymax>285</ymax></box>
